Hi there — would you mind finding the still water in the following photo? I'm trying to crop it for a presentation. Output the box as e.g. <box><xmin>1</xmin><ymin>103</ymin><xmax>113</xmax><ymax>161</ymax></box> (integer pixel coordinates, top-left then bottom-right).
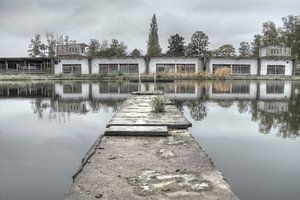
<box><xmin>0</xmin><ymin>80</ymin><xmax>299</xmax><ymax>200</ymax></box>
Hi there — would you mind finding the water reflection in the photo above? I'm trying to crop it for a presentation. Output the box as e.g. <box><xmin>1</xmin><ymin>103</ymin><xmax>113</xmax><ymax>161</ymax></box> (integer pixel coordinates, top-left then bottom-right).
<box><xmin>1</xmin><ymin>80</ymin><xmax>300</xmax><ymax>200</ymax></box>
<box><xmin>0</xmin><ymin>80</ymin><xmax>299</xmax><ymax>138</ymax></box>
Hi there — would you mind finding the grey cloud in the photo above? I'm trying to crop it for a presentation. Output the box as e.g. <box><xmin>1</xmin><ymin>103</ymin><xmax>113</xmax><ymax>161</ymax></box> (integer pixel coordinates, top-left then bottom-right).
<box><xmin>0</xmin><ymin>0</ymin><xmax>299</xmax><ymax>56</ymax></box>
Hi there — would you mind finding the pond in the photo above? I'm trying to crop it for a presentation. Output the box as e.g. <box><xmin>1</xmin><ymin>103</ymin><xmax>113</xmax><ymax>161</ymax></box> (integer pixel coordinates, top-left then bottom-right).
<box><xmin>0</xmin><ymin>80</ymin><xmax>299</xmax><ymax>200</ymax></box>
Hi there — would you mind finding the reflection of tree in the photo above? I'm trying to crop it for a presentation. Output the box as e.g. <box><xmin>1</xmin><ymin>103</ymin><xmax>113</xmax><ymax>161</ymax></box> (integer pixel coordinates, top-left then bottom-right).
<box><xmin>173</xmin><ymin>100</ymin><xmax>184</xmax><ymax>112</ymax></box>
<box><xmin>278</xmin><ymin>95</ymin><xmax>300</xmax><ymax>138</ymax></box>
<box><xmin>258</xmin><ymin>112</ymin><xmax>276</xmax><ymax>134</ymax></box>
<box><xmin>252</xmin><ymin>95</ymin><xmax>300</xmax><ymax>138</ymax></box>
<box><xmin>251</xmin><ymin>100</ymin><xmax>258</xmax><ymax>121</ymax></box>
<box><xmin>237</xmin><ymin>101</ymin><xmax>250</xmax><ymax>113</ymax></box>
<box><xmin>31</xmin><ymin>98</ymin><xmax>50</xmax><ymax>119</ymax></box>
<box><xmin>217</xmin><ymin>101</ymin><xmax>233</xmax><ymax>108</ymax></box>
<box><xmin>187</xmin><ymin>100</ymin><xmax>208</xmax><ymax>121</ymax></box>
<box><xmin>89</xmin><ymin>99</ymin><xmax>101</xmax><ymax>111</ymax></box>
<box><xmin>88</xmin><ymin>100</ymin><xmax>124</xmax><ymax>112</ymax></box>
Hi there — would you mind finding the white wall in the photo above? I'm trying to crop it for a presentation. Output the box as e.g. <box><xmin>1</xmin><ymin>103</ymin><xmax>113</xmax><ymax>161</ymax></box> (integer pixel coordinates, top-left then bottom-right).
<box><xmin>259</xmin><ymin>81</ymin><xmax>292</xmax><ymax>100</ymax></box>
<box><xmin>149</xmin><ymin>57</ymin><xmax>202</xmax><ymax>73</ymax></box>
<box><xmin>54</xmin><ymin>57</ymin><xmax>89</xmax><ymax>74</ymax></box>
<box><xmin>208</xmin><ymin>58</ymin><xmax>258</xmax><ymax>75</ymax></box>
<box><xmin>91</xmin><ymin>58</ymin><xmax>146</xmax><ymax>74</ymax></box>
<box><xmin>260</xmin><ymin>59</ymin><xmax>293</xmax><ymax>76</ymax></box>
<box><xmin>54</xmin><ymin>83</ymin><xmax>90</xmax><ymax>100</ymax></box>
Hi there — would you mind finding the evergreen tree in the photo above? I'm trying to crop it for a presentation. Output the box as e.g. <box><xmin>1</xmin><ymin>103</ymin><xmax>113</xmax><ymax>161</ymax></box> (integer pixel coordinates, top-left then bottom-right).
<box><xmin>167</xmin><ymin>34</ymin><xmax>185</xmax><ymax>56</ymax></box>
<box><xmin>147</xmin><ymin>14</ymin><xmax>161</xmax><ymax>56</ymax></box>
<box><xmin>239</xmin><ymin>42</ymin><xmax>252</xmax><ymax>56</ymax></box>
<box><xmin>28</xmin><ymin>34</ymin><xmax>43</xmax><ymax>57</ymax></box>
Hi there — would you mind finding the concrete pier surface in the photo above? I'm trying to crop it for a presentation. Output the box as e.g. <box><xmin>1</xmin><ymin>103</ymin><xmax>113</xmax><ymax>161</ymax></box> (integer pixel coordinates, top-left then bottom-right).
<box><xmin>62</xmin><ymin>93</ymin><xmax>238</xmax><ymax>200</ymax></box>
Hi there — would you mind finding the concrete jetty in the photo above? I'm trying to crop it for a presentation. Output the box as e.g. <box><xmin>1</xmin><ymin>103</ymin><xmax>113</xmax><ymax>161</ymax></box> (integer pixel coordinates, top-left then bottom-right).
<box><xmin>62</xmin><ymin>92</ymin><xmax>238</xmax><ymax>200</ymax></box>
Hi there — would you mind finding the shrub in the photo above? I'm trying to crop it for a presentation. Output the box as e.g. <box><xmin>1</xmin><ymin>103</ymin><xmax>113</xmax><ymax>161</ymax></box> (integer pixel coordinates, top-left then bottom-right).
<box><xmin>214</xmin><ymin>68</ymin><xmax>231</xmax><ymax>77</ymax></box>
<box><xmin>151</xmin><ymin>94</ymin><xmax>165</xmax><ymax>113</ymax></box>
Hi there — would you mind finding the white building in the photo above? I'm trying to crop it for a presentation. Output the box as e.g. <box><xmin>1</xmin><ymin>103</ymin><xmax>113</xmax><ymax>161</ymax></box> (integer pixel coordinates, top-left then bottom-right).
<box><xmin>208</xmin><ymin>57</ymin><xmax>258</xmax><ymax>75</ymax></box>
<box><xmin>148</xmin><ymin>57</ymin><xmax>202</xmax><ymax>74</ymax></box>
<box><xmin>56</xmin><ymin>43</ymin><xmax>88</xmax><ymax>57</ymax></box>
<box><xmin>91</xmin><ymin>57</ymin><xmax>146</xmax><ymax>74</ymax></box>
<box><xmin>259</xmin><ymin>58</ymin><xmax>294</xmax><ymax>76</ymax></box>
<box><xmin>259</xmin><ymin>46</ymin><xmax>291</xmax><ymax>57</ymax></box>
<box><xmin>54</xmin><ymin>56</ymin><xmax>90</xmax><ymax>74</ymax></box>
<box><xmin>53</xmin><ymin>44</ymin><xmax>295</xmax><ymax>76</ymax></box>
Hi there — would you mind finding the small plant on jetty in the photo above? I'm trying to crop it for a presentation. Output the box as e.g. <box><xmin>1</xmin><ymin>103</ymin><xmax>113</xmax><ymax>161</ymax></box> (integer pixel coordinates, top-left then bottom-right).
<box><xmin>151</xmin><ymin>94</ymin><xmax>165</xmax><ymax>113</ymax></box>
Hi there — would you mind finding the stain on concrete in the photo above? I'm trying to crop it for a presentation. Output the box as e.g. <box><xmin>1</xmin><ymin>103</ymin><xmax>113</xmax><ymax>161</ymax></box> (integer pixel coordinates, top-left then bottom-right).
<box><xmin>158</xmin><ymin>149</ymin><xmax>176</xmax><ymax>159</ymax></box>
<box><xmin>127</xmin><ymin>169</ymin><xmax>212</xmax><ymax>196</ymax></box>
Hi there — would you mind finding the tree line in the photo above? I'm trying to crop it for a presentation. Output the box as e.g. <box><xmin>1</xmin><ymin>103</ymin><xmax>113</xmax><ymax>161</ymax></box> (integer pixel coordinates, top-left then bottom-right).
<box><xmin>28</xmin><ymin>14</ymin><xmax>299</xmax><ymax>60</ymax></box>
<box><xmin>28</xmin><ymin>33</ymin><xmax>77</xmax><ymax>58</ymax></box>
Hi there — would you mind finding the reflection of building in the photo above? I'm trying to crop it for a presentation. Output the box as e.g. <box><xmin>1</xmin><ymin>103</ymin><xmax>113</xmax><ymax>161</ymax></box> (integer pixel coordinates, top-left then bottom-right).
<box><xmin>257</xmin><ymin>101</ymin><xmax>289</xmax><ymax>113</ymax></box>
<box><xmin>1</xmin><ymin>81</ymin><xmax>295</xmax><ymax>103</ymax></box>
<box><xmin>55</xmin><ymin>83</ymin><xmax>90</xmax><ymax>100</ymax></box>
<box><xmin>151</xmin><ymin>82</ymin><xmax>202</xmax><ymax>100</ymax></box>
<box><xmin>209</xmin><ymin>82</ymin><xmax>257</xmax><ymax>100</ymax></box>
<box><xmin>52</xmin><ymin>100</ymin><xmax>89</xmax><ymax>113</ymax></box>
<box><xmin>0</xmin><ymin>84</ymin><xmax>52</xmax><ymax>98</ymax></box>
<box><xmin>258</xmin><ymin>81</ymin><xmax>291</xmax><ymax>100</ymax></box>
<box><xmin>92</xmin><ymin>82</ymin><xmax>142</xmax><ymax>100</ymax></box>
<box><xmin>91</xmin><ymin>82</ymin><xmax>203</xmax><ymax>101</ymax></box>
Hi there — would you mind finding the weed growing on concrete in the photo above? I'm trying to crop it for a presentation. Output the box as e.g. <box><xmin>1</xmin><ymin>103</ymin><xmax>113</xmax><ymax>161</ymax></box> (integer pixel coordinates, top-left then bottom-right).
<box><xmin>151</xmin><ymin>94</ymin><xmax>165</xmax><ymax>113</ymax></box>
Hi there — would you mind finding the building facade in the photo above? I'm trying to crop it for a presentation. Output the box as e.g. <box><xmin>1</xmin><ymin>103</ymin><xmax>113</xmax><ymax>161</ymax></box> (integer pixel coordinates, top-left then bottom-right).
<box><xmin>148</xmin><ymin>57</ymin><xmax>202</xmax><ymax>74</ymax></box>
<box><xmin>0</xmin><ymin>43</ymin><xmax>296</xmax><ymax>76</ymax></box>
<box><xmin>91</xmin><ymin>57</ymin><xmax>146</xmax><ymax>74</ymax></box>
<box><xmin>208</xmin><ymin>57</ymin><xmax>258</xmax><ymax>75</ymax></box>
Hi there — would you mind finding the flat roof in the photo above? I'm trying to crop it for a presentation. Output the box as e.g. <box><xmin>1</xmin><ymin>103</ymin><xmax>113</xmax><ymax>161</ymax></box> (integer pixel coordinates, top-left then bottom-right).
<box><xmin>0</xmin><ymin>57</ymin><xmax>52</xmax><ymax>61</ymax></box>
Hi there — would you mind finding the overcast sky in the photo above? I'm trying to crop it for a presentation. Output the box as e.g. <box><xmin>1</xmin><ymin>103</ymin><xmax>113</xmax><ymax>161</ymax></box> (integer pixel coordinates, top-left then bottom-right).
<box><xmin>0</xmin><ymin>0</ymin><xmax>299</xmax><ymax>57</ymax></box>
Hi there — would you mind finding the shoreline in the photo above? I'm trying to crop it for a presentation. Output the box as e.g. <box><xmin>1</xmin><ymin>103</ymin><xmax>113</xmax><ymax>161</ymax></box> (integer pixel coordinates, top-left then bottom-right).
<box><xmin>1</xmin><ymin>73</ymin><xmax>300</xmax><ymax>82</ymax></box>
